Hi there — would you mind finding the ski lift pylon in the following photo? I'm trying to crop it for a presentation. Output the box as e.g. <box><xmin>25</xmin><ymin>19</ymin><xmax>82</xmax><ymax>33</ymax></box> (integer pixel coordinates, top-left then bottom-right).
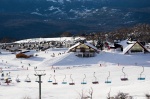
<box><xmin>35</xmin><ymin>77</ymin><xmax>42</xmax><ymax>83</ymax></box>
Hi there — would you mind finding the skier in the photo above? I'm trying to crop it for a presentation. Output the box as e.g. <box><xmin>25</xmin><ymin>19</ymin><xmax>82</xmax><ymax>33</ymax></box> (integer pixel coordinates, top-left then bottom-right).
<box><xmin>1</xmin><ymin>73</ymin><xmax>4</xmax><ymax>77</ymax></box>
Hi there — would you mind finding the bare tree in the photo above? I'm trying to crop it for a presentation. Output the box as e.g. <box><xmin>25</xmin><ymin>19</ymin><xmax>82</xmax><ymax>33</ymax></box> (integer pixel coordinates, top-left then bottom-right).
<box><xmin>107</xmin><ymin>88</ymin><xmax>115</xmax><ymax>99</ymax></box>
<box><xmin>22</xmin><ymin>96</ymin><xmax>31</xmax><ymax>99</ymax></box>
<box><xmin>145</xmin><ymin>93</ymin><xmax>150</xmax><ymax>99</ymax></box>
<box><xmin>77</xmin><ymin>89</ymin><xmax>87</xmax><ymax>99</ymax></box>
<box><xmin>114</xmin><ymin>92</ymin><xmax>133</xmax><ymax>99</ymax></box>
<box><xmin>77</xmin><ymin>87</ymin><xmax>93</xmax><ymax>99</ymax></box>
<box><xmin>88</xmin><ymin>87</ymin><xmax>93</xmax><ymax>99</ymax></box>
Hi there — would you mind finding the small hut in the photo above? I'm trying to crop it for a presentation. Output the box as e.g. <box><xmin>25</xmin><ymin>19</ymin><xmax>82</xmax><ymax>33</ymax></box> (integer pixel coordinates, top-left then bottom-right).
<box><xmin>16</xmin><ymin>50</ymin><xmax>35</xmax><ymax>58</ymax></box>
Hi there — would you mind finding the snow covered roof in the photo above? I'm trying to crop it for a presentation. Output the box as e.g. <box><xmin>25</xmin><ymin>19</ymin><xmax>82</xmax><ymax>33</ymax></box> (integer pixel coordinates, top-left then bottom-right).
<box><xmin>68</xmin><ymin>42</ymin><xmax>81</xmax><ymax>51</ymax></box>
<box><xmin>117</xmin><ymin>40</ymin><xmax>136</xmax><ymax>48</ymax></box>
<box><xmin>15</xmin><ymin>50</ymin><xmax>36</xmax><ymax>56</ymax></box>
<box><xmin>84</xmin><ymin>42</ymin><xmax>98</xmax><ymax>50</ymax></box>
<box><xmin>123</xmin><ymin>43</ymin><xmax>134</xmax><ymax>54</ymax></box>
<box><xmin>117</xmin><ymin>40</ymin><xmax>128</xmax><ymax>48</ymax></box>
<box><xmin>14</xmin><ymin>37</ymin><xmax>86</xmax><ymax>43</ymax></box>
<box><xmin>117</xmin><ymin>40</ymin><xmax>149</xmax><ymax>54</ymax></box>
<box><xmin>68</xmin><ymin>42</ymin><xmax>98</xmax><ymax>52</ymax></box>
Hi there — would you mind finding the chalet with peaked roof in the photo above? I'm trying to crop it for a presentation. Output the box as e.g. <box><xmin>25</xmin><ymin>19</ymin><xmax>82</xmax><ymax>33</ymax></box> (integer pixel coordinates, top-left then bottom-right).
<box><xmin>116</xmin><ymin>40</ymin><xmax>149</xmax><ymax>54</ymax></box>
<box><xmin>68</xmin><ymin>42</ymin><xmax>99</xmax><ymax>57</ymax></box>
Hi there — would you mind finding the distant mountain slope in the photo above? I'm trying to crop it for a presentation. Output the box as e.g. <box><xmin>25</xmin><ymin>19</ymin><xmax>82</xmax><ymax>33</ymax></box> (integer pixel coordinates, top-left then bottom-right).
<box><xmin>0</xmin><ymin>0</ymin><xmax>150</xmax><ymax>39</ymax></box>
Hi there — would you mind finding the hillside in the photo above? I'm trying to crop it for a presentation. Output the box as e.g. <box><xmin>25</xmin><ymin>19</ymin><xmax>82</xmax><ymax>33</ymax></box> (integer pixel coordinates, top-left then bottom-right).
<box><xmin>0</xmin><ymin>0</ymin><xmax>150</xmax><ymax>39</ymax></box>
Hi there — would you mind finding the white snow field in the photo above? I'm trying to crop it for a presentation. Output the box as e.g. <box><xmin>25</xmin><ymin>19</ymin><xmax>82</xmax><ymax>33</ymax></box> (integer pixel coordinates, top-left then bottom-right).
<box><xmin>0</xmin><ymin>48</ymin><xmax>150</xmax><ymax>99</ymax></box>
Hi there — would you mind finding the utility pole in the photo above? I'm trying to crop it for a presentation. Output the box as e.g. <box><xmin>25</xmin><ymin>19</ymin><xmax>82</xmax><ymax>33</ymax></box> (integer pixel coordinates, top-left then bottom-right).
<box><xmin>34</xmin><ymin>70</ymin><xmax>46</xmax><ymax>99</ymax></box>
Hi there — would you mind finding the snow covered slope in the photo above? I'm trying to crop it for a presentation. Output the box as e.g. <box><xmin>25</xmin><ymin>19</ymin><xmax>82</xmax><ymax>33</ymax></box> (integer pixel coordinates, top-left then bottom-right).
<box><xmin>0</xmin><ymin>48</ymin><xmax>150</xmax><ymax>99</ymax></box>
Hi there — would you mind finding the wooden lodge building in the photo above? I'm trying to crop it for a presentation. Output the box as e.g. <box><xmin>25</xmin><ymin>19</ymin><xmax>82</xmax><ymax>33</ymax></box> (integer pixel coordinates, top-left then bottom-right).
<box><xmin>68</xmin><ymin>42</ymin><xmax>99</xmax><ymax>57</ymax></box>
<box><xmin>114</xmin><ymin>40</ymin><xmax>149</xmax><ymax>54</ymax></box>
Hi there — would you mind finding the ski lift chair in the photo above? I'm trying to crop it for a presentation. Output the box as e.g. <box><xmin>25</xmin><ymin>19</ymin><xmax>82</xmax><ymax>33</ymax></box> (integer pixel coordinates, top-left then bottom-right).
<box><xmin>120</xmin><ymin>67</ymin><xmax>128</xmax><ymax>81</ymax></box>
<box><xmin>1</xmin><ymin>72</ymin><xmax>4</xmax><ymax>80</ymax></box>
<box><xmin>48</xmin><ymin>74</ymin><xmax>53</xmax><ymax>82</ymax></box>
<box><xmin>138</xmin><ymin>66</ymin><xmax>145</xmax><ymax>80</ymax></box>
<box><xmin>52</xmin><ymin>75</ymin><xmax>58</xmax><ymax>85</ymax></box>
<box><xmin>62</xmin><ymin>75</ymin><xmax>67</xmax><ymax>84</ymax></box>
<box><xmin>0</xmin><ymin>76</ymin><xmax>4</xmax><ymax>80</ymax></box>
<box><xmin>0</xmin><ymin>77</ymin><xmax>4</xmax><ymax>80</ymax></box>
<box><xmin>92</xmin><ymin>72</ymin><xmax>99</xmax><ymax>84</ymax></box>
<box><xmin>25</xmin><ymin>75</ymin><xmax>31</xmax><ymax>83</ymax></box>
<box><xmin>69</xmin><ymin>74</ymin><xmax>75</xmax><ymax>85</ymax></box>
<box><xmin>16</xmin><ymin>75</ymin><xmax>21</xmax><ymax>83</ymax></box>
<box><xmin>7</xmin><ymin>73</ymin><xmax>12</xmax><ymax>81</ymax></box>
<box><xmin>105</xmin><ymin>71</ymin><xmax>111</xmax><ymax>83</ymax></box>
<box><xmin>81</xmin><ymin>74</ymin><xmax>87</xmax><ymax>84</ymax></box>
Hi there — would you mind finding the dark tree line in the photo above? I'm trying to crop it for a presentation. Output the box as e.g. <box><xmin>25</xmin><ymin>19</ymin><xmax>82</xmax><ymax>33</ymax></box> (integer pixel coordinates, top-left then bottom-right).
<box><xmin>79</xmin><ymin>23</ymin><xmax>150</xmax><ymax>43</ymax></box>
<box><xmin>107</xmin><ymin>23</ymin><xmax>150</xmax><ymax>43</ymax></box>
<box><xmin>1</xmin><ymin>23</ymin><xmax>150</xmax><ymax>43</ymax></box>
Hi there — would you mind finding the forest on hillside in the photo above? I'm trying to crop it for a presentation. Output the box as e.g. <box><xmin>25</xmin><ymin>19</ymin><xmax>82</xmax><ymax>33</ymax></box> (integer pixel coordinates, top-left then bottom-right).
<box><xmin>0</xmin><ymin>23</ymin><xmax>150</xmax><ymax>43</ymax></box>
<box><xmin>60</xmin><ymin>23</ymin><xmax>150</xmax><ymax>43</ymax></box>
<box><xmin>107</xmin><ymin>23</ymin><xmax>150</xmax><ymax>42</ymax></box>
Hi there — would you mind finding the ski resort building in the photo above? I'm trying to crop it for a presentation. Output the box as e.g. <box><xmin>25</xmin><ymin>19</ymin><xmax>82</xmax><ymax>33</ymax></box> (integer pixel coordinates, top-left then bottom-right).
<box><xmin>115</xmin><ymin>40</ymin><xmax>149</xmax><ymax>54</ymax></box>
<box><xmin>68</xmin><ymin>42</ymin><xmax>99</xmax><ymax>57</ymax></box>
